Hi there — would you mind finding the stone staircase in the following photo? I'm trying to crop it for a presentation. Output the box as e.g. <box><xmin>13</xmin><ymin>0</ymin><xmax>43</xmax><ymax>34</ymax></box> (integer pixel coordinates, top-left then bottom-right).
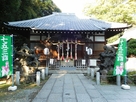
<box><xmin>49</xmin><ymin>69</ymin><xmax>87</xmax><ymax>74</ymax></box>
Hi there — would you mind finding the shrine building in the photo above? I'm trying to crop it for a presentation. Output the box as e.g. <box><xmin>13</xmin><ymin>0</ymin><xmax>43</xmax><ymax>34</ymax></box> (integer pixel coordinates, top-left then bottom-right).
<box><xmin>4</xmin><ymin>12</ymin><xmax>130</xmax><ymax>68</ymax></box>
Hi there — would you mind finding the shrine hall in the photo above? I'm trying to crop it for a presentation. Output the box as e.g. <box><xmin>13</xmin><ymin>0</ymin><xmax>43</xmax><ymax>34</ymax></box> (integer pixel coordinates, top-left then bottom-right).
<box><xmin>4</xmin><ymin>12</ymin><xmax>130</xmax><ymax>68</ymax></box>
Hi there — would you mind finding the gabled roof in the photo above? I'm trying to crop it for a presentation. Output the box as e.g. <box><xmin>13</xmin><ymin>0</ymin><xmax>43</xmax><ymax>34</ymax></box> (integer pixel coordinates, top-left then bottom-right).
<box><xmin>6</xmin><ymin>13</ymin><xmax>128</xmax><ymax>31</ymax></box>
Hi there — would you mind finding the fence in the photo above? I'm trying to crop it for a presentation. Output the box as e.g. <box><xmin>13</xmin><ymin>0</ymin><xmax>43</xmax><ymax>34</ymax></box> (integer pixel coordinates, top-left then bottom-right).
<box><xmin>12</xmin><ymin>69</ymin><xmax>136</xmax><ymax>87</ymax></box>
<box><xmin>15</xmin><ymin>67</ymin><xmax>49</xmax><ymax>86</ymax></box>
<box><xmin>45</xmin><ymin>59</ymin><xmax>61</xmax><ymax>69</ymax></box>
<box><xmin>75</xmin><ymin>59</ymin><xmax>87</xmax><ymax>70</ymax></box>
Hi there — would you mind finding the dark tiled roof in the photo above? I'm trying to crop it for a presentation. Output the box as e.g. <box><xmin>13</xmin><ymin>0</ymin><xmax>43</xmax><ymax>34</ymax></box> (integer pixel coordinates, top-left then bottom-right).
<box><xmin>7</xmin><ymin>13</ymin><xmax>128</xmax><ymax>31</ymax></box>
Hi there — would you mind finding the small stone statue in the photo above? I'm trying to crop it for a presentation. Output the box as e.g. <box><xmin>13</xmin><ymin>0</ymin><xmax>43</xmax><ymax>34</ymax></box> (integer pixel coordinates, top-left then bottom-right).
<box><xmin>98</xmin><ymin>45</ymin><xmax>116</xmax><ymax>72</ymax></box>
<box><xmin>98</xmin><ymin>45</ymin><xmax>116</xmax><ymax>82</ymax></box>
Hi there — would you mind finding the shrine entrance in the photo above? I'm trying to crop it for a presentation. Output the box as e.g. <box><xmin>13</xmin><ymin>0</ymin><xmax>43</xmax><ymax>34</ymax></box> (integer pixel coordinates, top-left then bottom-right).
<box><xmin>56</xmin><ymin>40</ymin><xmax>84</xmax><ymax>58</ymax></box>
<box><xmin>55</xmin><ymin>39</ymin><xmax>85</xmax><ymax>68</ymax></box>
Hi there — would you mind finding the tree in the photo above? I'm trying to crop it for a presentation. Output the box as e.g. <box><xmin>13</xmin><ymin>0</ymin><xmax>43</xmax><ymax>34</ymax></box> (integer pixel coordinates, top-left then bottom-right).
<box><xmin>83</xmin><ymin>0</ymin><xmax>136</xmax><ymax>25</ymax></box>
<box><xmin>127</xmin><ymin>39</ymin><xmax>136</xmax><ymax>57</ymax></box>
<box><xmin>0</xmin><ymin>0</ymin><xmax>21</xmax><ymax>33</ymax></box>
<box><xmin>15</xmin><ymin>0</ymin><xmax>38</xmax><ymax>20</ymax></box>
<box><xmin>0</xmin><ymin>0</ymin><xmax>21</xmax><ymax>22</ymax></box>
<box><xmin>0</xmin><ymin>0</ymin><xmax>61</xmax><ymax>33</ymax></box>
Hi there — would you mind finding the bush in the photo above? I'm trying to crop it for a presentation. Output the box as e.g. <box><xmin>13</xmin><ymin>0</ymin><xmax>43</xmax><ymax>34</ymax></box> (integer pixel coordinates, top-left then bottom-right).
<box><xmin>107</xmin><ymin>69</ymin><xmax>125</xmax><ymax>84</ymax></box>
<box><xmin>128</xmin><ymin>71</ymin><xmax>136</xmax><ymax>85</ymax></box>
<box><xmin>107</xmin><ymin>70</ymin><xmax>116</xmax><ymax>84</ymax></box>
<box><xmin>127</xmin><ymin>39</ymin><xmax>136</xmax><ymax>57</ymax></box>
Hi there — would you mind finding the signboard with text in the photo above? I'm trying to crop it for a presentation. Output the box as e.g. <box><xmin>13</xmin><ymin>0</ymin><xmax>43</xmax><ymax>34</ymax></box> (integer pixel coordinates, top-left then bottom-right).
<box><xmin>0</xmin><ymin>35</ymin><xmax>13</xmax><ymax>78</ymax></box>
<box><xmin>113</xmin><ymin>38</ymin><xmax>127</xmax><ymax>76</ymax></box>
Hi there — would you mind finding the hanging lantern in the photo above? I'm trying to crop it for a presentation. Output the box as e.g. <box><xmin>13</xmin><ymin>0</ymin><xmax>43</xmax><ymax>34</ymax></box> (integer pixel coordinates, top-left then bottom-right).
<box><xmin>87</xmin><ymin>48</ymin><xmax>92</xmax><ymax>55</ymax></box>
<box><xmin>43</xmin><ymin>48</ymin><xmax>49</xmax><ymax>55</ymax></box>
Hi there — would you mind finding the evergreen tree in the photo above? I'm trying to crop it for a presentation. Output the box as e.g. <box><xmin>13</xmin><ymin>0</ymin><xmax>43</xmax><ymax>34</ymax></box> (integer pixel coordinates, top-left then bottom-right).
<box><xmin>0</xmin><ymin>0</ymin><xmax>61</xmax><ymax>33</ymax></box>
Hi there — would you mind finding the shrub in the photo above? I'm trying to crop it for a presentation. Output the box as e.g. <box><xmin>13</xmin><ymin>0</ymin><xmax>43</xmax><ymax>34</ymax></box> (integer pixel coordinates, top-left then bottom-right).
<box><xmin>107</xmin><ymin>70</ymin><xmax>116</xmax><ymax>84</ymax></box>
<box><xmin>128</xmin><ymin>71</ymin><xmax>136</xmax><ymax>85</ymax></box>
<box><xmin>127</xmin><ymin>39</ymin><xmax>136</xmax><ymax>57</ymax></box>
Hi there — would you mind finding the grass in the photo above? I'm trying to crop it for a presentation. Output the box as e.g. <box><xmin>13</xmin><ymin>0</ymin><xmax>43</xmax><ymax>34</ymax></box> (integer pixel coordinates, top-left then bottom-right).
<box><xmin>0</xmin><ymin>76</ymin><xmax>50</xmax><ymax>100</ymax></box>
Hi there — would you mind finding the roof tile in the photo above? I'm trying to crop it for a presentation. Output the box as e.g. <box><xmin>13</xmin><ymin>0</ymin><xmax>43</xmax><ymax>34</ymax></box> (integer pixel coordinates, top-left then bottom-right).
<box><xmin>7</xmin><ymin>13</ymin><xmax>128</xmax><ymax>31</ymax></box>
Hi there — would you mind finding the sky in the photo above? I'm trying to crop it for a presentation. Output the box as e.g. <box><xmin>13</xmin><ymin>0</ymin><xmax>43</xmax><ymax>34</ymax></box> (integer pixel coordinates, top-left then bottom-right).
<box><xmin>53</xmin><ymin>0</ymin><xmax>95</xmax><ymax>14</ymax></box>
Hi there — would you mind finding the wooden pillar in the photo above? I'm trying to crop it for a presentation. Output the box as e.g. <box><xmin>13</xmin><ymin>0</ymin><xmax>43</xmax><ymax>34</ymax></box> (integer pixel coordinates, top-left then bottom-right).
<box><xmin>57</xmin><ymin>41</ymin><xmax>60</xmax><ymax>60</ymax></box>
<box><xmin>75</xmin><ymin>39</ymin><xmax>77</xmax><ymax>60</ymax></box>
<box><xmin>61</xmin><ymin>41</ymin><xmax>64</xmax><ymax>60</ymax></box>
<box><xmin>66</xmin><ymin>39</ymin><xmax>69</xmax><ymax>60</ymax></box>
<box><xmin>70</xmin><ymin>40</ymin><xmax>73</xmax><ymax>59</ymax></box>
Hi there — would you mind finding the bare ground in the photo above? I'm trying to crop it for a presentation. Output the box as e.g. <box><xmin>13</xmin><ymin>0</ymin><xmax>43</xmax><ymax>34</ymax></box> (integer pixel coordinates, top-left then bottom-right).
<box><xmin>0</xmin><ymin>76</ymin><xmax>50</xmax><ymax>102</ymax></box>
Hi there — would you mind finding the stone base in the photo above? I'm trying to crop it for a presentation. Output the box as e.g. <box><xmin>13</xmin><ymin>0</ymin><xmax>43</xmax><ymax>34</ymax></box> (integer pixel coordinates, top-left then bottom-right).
<box><xmin>121</xmin><ymin>84</ymin><xmax>130</xmax><ymax>90</ymax></box>
<box><xmin>8</xmin><ymin>85</ymin><xmax>17</xmax><ymax>91</ymax></box>
<box><xmin>100</xmin><ymin>70</ymin><xmax>108</xmax><ymax>83</ymax></box>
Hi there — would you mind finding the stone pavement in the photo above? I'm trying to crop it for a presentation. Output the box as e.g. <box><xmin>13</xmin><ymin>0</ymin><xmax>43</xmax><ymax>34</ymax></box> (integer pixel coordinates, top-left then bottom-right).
<box><xmin>32</xmin><ymin>74</ymin><xmax>136</xmax><ymax>102</ymax></box>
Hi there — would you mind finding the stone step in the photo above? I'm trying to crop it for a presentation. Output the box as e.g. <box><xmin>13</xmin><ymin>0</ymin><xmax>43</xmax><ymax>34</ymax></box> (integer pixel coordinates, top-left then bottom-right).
<box><xmin>61</xmin><ymin>60</ymin><xmax>74</xmax><ymax>66</ymax></box>
<box><xmin>49</xmin><ymin>70</ymin><xmax>87</xmax><ymax>74</ymax></box>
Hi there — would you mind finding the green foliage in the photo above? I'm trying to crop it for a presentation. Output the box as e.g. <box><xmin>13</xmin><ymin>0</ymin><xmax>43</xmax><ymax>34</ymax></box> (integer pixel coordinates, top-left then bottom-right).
<box><xmin>127</xmin><ymin>39</ymin><xmax>136</xmax><ymax>57</ymax></box>
<box><xmin>14</xmin><ymin>35</ymin><xmax>29</xmax><ymax>51</ymax></box>
<box><xmin>107</xmin><ymin>70</ymin><xmax>124</xmax><ymax>84</ymax></box>
<box><xmin>0</xmin><ymin>0</ymin><xmax>61</xmax><ymax>33</ymax></box>
<box><xmin>0</xmin><ymin>0</ymin><xmax>21</xmax><ymax>22</ymax></box>
<box><xmin>107</xmin><ymin>70</ymin><xmax>116</xmax><ymax>84</ymax></box>
<box><xmin>83</xmin><ymin>0</ymin><xmax>136</xmax><ymax>25</ymax></box>
<box><xmin>128</xmin><ymin>71</ymin><xmax>136</xmax><ymax>85</ymax></box>
<box><xmin>0</xmin><ymin>0</ymin><xmax>21</xmax><ymax>33</ymax></box>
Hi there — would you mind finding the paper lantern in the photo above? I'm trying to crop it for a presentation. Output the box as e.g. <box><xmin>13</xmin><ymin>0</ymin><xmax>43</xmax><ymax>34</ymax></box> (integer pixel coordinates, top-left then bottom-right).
<box><xmin>44</xmin><ymin>48</ymin><xmax>49</xmax><ymax>55</ymax></box>
<box><xmin>87</xmin><ymin>48</ymin><xmax>92</xmax><ymax>55</ymax></box>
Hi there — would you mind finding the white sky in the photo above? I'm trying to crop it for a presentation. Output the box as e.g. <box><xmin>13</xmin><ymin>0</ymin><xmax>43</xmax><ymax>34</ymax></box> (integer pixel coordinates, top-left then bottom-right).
<box><xmin>53</xmin><ymin>0</ymin><xmax>94</xmax><ymax>14</ymax></box>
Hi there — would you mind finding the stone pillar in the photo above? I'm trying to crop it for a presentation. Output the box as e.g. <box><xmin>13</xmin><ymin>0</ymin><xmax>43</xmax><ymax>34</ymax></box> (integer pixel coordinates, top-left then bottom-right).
<box><xmin>16</xmin><ymin>71</ymin><xmax>20</xmax><ymax>85</ymax></box>
<box><xmin>45</xmin><ymin>67</ymin><xmax>49</xmax><ymax>76</ymax></box>
<box><xmin>36</xmin><ymin>71</ymin><xmax>40</xmax><ymax>86</ymax></box>
<box><xmin>87</xmin><ymin>67</ymin><xmax>91</xmax><ymax>76</ymax></box>
<box><xmin>42</xmin><ymin>69</ymin><xmax>45</xmax><ymax>80</ymax></box>
<box><xmin>96</xmin><ymin>72</ymin><xmax>100</xmax><ymax>85</ymax></box>
<box><xmin>116</xmin><ymin>75</ymin><xmax>121</xmax><ymax>86</ymax></box>
<box><xmin>91</xmin><ymin>68</ymin><xmax>94</xmax><ymax>79</ymax></box>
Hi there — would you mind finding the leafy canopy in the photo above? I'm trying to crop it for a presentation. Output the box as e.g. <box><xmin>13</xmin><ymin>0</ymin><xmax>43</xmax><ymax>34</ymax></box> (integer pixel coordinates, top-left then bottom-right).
<box><xmin>83</xmin><ymin>0</ymin><xmax>136</xmax><ymax>25</ymax></box>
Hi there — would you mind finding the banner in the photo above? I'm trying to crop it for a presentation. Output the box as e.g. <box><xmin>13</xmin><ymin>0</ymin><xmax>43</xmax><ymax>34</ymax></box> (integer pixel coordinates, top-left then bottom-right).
<box><xmin>0</xmin><ymin>35</ymin><xmax>13</xmax><ymax>78</ymax></box>
<box><xmin>113</xmin><ymin>38</ymin><xmax>127</xmax><ymax>76</ymax></box>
